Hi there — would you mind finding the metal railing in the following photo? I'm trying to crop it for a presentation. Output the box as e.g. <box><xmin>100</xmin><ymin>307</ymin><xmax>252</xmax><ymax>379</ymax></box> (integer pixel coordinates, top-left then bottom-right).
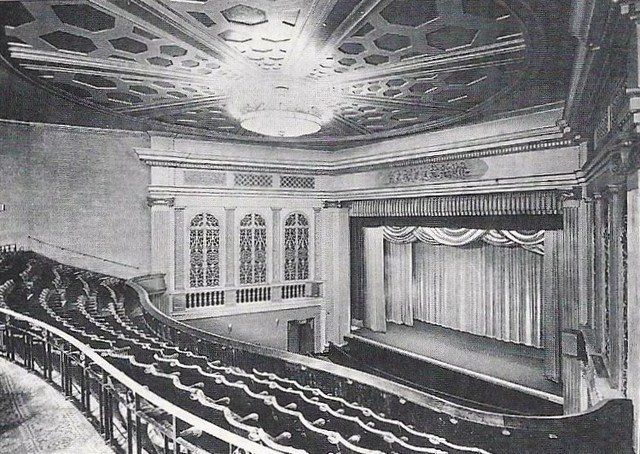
<box><xmin>0</xmin><ymin>306</ymin><xmax>282</xmax><ymax>454</ymax></box>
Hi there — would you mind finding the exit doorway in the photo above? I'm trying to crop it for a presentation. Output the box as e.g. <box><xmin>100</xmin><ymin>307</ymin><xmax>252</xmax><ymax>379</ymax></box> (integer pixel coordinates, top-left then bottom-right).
<box><xmin>287</xmin><ymin>318</ymin><xmax>315</xmax><ymax>354</ymax></box>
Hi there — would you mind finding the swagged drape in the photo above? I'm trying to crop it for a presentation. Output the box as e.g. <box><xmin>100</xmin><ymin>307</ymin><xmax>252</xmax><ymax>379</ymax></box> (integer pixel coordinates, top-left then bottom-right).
<box><xmin>383</xmin><ymin>227</ymin><xmax>544</xmax><ymax>347</ymax></box>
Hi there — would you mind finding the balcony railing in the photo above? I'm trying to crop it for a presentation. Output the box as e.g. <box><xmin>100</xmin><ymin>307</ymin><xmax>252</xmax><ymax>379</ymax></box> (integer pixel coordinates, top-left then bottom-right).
<box><xmin>175</xmin><ymin>281</ymin><xmax>322</xmax><ymax>312</ymax></box>
<box><xmin>0</xmin><ymin>306</ymin><xmax>281</xmax><ymax>454</ymax></box>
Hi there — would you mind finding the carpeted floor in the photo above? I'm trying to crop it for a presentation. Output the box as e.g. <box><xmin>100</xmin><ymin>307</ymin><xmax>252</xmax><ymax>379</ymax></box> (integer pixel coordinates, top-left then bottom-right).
<box><xmin>352</xmin><ymin>320</ymin><xmax>562</xmax><ymax>398</ymax></box>
<box><xmin>0</xmin><ymin>357</ymin><xmax>114</xmax><ymax>454</ymax></box>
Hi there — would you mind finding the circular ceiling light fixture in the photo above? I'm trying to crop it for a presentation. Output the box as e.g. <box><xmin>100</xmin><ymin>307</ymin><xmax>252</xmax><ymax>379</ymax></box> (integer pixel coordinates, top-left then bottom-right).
<box><xmin>239</xmin><ymin>109</ymin><xmax>321</xmax><ymax>137</ymax></box>
<box><xmin>228</xmin><ymin>82</ymin><xmax>337</xmax><ymax>137</ymax></box>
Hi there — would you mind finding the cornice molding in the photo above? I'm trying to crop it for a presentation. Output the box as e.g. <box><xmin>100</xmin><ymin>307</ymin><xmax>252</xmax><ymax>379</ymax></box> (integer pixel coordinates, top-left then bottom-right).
<box><xmin>135</xmin><ymin>137</ymin><xmax>576</xmax><ymax>176</ymax></box>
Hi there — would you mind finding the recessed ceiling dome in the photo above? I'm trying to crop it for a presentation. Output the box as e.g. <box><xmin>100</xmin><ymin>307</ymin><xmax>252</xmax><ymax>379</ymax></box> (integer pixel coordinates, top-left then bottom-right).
<box><xmin>0</xmin><ymin>0</ymin><xmax>569</xmax><ymax>148</ymax></box>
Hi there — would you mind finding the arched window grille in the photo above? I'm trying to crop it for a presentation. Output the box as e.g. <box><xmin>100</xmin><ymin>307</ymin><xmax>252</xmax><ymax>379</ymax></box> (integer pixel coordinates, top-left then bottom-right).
<box><xmin>239</xmin><ymin>213</ymin><xmax>267</xmax><ymax>285</ymax></box>
<box><xmin>189</xmin><ymin>213</ymin><xmax>220</xmax><ymax>288</ymax></box>
<box><xmin>284</xmin><ymin>213</ymin><xmax>309</xmax><ymax>281</ymax></box>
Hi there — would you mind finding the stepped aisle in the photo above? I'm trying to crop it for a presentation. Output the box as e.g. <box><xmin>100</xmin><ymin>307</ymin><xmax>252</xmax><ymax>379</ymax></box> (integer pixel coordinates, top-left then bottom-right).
<box><xmin>0</xmin><ymin>357</ymin><xmax>114</xmax><ymax>454</ymax></box>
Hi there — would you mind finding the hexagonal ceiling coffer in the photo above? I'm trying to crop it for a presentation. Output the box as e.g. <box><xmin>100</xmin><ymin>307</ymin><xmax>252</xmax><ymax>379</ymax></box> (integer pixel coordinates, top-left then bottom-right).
<box><xmin>364</xmin><ymin>54</ymin><xmax>389</xmax><ymax>65</ymax></box>
<box><xmin>147</xmin><ymin>57</ymin><xmax>173</xmax><ymax>67</ymax></box>
<box><xmin>426</xmin><ymin>26</ymin><xmax>478</xmax><ymax>51</ymax></box>
<box><xmin>40</xmin><ymin>31</ymin><xmax>97</xmax><ymax>54</ymax></box>
<box><xmin>188</xmin><ymin>11</ymin><xmax>216</xmax><ymax>28</ymax></box>
<box><xmin>221</xmin><ymin>5</ymin><xmax>268</xmax><ymax>25</ymax></box>
<box><xmin>374</xmin><ymin>33</ymin><xmax>411</xmax><ymax>52</ymax></box>
<box><xmin>338</xmin><ymin>43</ymin><xmax>365</xmax><ymax>55</ymax></box>
<box><xmin>109</xmin><ymin>37</ymin><xmax>148</xmax><ymax>54</ymax></box>
<box><xmin>51</xmin><ymin>4</ymin><xmax>115</xmax><ymax>32</ymax></box>
<box><xmin>380</xmin><ymin>0</ymin><xmax>439</xmax><ymax>27</ymax></box>
<box><xmin>219</xmin><ymin>30</ymin><xmax>252</xmax><ymax>43</ymax></box>
<box><xmin>462</xmin><ymin>0</ymin><xmax>508</xmax><ymax>19</ymax></box>
<box><xmin>160</xmin><ymin>45</ymin><xmax>187</xmax><ymax>57</ymax></box>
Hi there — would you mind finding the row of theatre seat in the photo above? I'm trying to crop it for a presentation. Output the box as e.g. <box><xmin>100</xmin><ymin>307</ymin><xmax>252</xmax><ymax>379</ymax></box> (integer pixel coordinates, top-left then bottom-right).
<box><xmin>0</xmin><ymin>251</ymin><xmax>488</xmax><ymax>454</ymax></box>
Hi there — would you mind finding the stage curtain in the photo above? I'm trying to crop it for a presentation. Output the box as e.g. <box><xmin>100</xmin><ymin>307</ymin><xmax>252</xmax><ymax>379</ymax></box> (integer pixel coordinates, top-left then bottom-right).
<box><xmin>363</xmin><ymin>227</ymin><xmax>387</xmax><ymax>332</ymax></box>
<box><xmin>411</xmin><ymin>241</ymin><xmax>542</xmax><ymax>347</ymax></box>
<box><xmin>384</xmin><ymin>242</ymin><xmax>414</xmax><ymax>326</ymax></box>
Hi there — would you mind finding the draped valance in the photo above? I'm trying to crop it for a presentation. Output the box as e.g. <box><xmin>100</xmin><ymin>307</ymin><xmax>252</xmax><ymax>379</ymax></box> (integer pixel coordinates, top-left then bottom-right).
<box><xmin>383</xmin><ymin>226</ymin><xmax>545</xmax><ymax>255</ymax></box>
<box><xmin>348</xmin><ymin>191</ymin><xmax>560</xmax><ymax>217</ymax></box>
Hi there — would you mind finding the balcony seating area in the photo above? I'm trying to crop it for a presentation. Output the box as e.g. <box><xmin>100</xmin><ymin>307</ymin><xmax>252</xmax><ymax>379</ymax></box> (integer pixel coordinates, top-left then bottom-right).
<box><xmin>0</xmin><ymin>251</ymin><xmax>496</xmax><ymax>454</ymax></box>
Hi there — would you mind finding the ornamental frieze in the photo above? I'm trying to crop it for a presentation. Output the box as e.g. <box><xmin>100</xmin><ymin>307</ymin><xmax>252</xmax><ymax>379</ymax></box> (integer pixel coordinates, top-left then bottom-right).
<box><xmin>381</xmin><ymin>159</ymin><xmax>488</xmax><ymax>186</ymax></box>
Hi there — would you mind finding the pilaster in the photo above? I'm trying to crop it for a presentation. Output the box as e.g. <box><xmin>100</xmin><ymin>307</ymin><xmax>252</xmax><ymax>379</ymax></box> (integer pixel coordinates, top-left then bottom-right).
<box><xmin>174</xmin><ymin>207</ymin><xmax>185</xmax><ymax>291</ymax></box>
<box><xmin>313</xmin><ymin>207</ymin><xmax>322</xmax><ymax>283</ymax></box>
<box><xmin>551</xmin><ymin>188</ymin><xmax>594</xmax><ymax>414</ymax></box>
<box><xmin>272</xmin><ymin>207</ymin><xmax>282</xmax><ymax>302</ymax></box>
<box><xmin>224</xmin><ymin>207</ymin><xmax>236</xmax><ymax>305</ymax></box>
<box><xmin>606</xmin><ymin>183</ymin><xmax>627</xmax><ymax>389</ymax></box>
<box><xmin>147</xmin><ymin>196</ymin><xmax>174</xmax><ymax>293</ymax></box>
<box><xmin>626</xmin><ymin>168</ymin><xmax>640</xmax><ymax>452</ymax></box>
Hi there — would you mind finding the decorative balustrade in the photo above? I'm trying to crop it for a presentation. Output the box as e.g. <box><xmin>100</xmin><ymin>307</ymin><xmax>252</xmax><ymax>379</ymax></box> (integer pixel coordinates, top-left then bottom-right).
<box><xmin>176</xmin><ymin>281</ymin><xmax>323</xmax><ymax>312</ymax></box>
<box><xmin>185</xmin><ymin>289</ymin><xmax>225</xmax><ymax>309</ymax></box>
<box><xmin>0</xmin><ymin>244</ymin><xmax>18</xmax><ymax>253</ymax></box>
<box><xmin>236</xmin><ymin>285</ymin><xmax>271</xmax><ymax>304</ymax></box>
<box><xmin>281</xmin><ymin>283</ymin><xmax>306</xmax><ymax>299</ymax></box>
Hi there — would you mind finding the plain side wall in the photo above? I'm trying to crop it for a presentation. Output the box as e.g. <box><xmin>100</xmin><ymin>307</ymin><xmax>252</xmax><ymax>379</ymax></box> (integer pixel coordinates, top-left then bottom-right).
<box><xmin>186</xmin><ymin>306</ymin><xmax>322</xmax><ymax>351</ymax></box>
<box><xmin>0</xmin><ymin>123</ymin><xmax>30</xmax><ymax>246</ymax></box>
<box><xmin>0</xmin><ymin>121</ymin><xmax>151</xmax><ymax>277</ymax></box>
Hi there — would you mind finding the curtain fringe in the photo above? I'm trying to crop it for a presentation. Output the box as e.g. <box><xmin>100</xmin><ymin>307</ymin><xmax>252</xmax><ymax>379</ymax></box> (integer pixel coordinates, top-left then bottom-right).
<box><xmin>348</xmin><ymin>191</ymin><xmax>560</xmax><ymax>217</ymax></box>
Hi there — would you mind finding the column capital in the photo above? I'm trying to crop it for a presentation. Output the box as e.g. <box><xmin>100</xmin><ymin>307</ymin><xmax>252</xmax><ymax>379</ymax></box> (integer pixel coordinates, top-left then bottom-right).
<box><xmin>147</xmin><ymin>196</ymin><xmax>175</xmax><ymax>208</ymax></box>
<box><xmin>558</xmin><ymin>186</ymin><xmax>583</xmax><ymax>203</ymax></box>
<box><xmin>608</xmin><ymin>142</ymin><xmax>640</xmax><ymax>176</ymax></box>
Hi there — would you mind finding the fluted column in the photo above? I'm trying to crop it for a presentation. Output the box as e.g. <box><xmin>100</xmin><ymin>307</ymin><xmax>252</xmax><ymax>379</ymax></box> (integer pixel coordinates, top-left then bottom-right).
<box><xmin>147</xmin><ymin>196</ymin><xmax>174</xmax><ymax>292</ymax></box>
<box><xmin>593</xmin><ymin>193</ymin><xmax>606</xmax><ymax>352</ymax></box>
<box><xmin>320</xmin><ymin>202</ymin><xmax>351</xmax><ymax>345</ymax></box>
<box><xmin>559</xmin><ymin>196</ymin><xmax>583</xmax><ymax>414</ymax></box>
<box><xmin>607</xmin><ymin>183</ymin><xmax>626</xmax><ymax>389</ymax></box>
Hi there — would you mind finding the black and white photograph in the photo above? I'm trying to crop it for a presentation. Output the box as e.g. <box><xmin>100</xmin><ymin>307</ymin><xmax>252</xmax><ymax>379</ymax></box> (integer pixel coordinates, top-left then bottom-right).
<box><xmin>0</xmin><ymin>0</ymin><xmax>637</xmax><ymax>452</ymax></box>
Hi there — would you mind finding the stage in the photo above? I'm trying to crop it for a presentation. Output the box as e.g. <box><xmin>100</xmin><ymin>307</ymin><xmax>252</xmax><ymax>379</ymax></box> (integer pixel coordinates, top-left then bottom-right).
<box><xmin>343</xmin><ymin>320</ymin><xmax>563</xmax><ymax>415</ymax></box>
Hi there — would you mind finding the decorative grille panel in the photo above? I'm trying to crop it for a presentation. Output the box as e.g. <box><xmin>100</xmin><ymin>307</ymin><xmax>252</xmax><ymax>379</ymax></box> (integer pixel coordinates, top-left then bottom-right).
<box><xmin>239</xmin><ymin>213</ymin><xmax>267</xmax><ymax>285</ymax></box>
<box><xmin>280</xmin><ymin>176</ymin><xmax>315</xmax><ymax>189</ymax></box>
<box><xmin>184</xmin><ymin>170</ymin><xmax>226</xmax><ymax>186</ymax></box>
<box><xmin>189</xmin><ymin>213</ymin><xmax>220</xmax><ymax>288</ymax></box>
<box><xmin>234</xmin><ymin>173</ymin><xmax>273</xmax><ymax>187</ymax></box>
<box><xmin>284</xmin><ymin>213</ymin><xmax>309</xmax><ymax>281</ymax></box>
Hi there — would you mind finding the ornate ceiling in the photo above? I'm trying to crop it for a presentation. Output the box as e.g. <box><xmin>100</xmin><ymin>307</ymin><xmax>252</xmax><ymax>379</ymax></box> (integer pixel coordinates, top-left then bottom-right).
<box><xmin>0</xmin><ymin>0</ymin><xmax>571</xmax><ymax>148</ymax></box>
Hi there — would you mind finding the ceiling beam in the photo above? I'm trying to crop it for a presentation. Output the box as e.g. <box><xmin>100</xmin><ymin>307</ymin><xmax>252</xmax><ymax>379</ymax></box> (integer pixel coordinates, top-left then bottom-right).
<box><xmin>114</xmin><ymin>95</ymin><xmax>227</xmax><ymax>115</ymax></box>
<box><xmin>343</xmin><ymin>94</ymin><xmax>465</xmax><ymax>113</ymax></box>
<box><xmin>331</xmin><ymin>38</ymin><xmax>527</xmax><ymax>85</ymax></box>
<box><xmin>335</xmin><ymin>114</ymin><xmax>373</xmax><ymax>135</ymax></box>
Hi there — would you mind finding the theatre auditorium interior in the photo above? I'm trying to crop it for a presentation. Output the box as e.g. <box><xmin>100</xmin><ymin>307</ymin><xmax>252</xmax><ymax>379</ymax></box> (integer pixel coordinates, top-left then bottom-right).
<box><xmin>2</xmin><ymin>0</ymin><xmax>640</xmax><ymax>453</ymax></box>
